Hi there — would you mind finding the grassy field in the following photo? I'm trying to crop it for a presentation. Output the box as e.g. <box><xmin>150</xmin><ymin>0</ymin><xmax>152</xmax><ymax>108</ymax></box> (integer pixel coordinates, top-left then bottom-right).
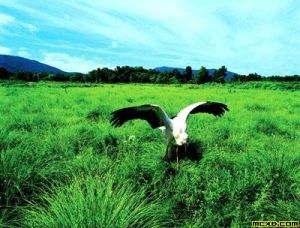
<box><xmin>0</xmin><ymin>81</ymin><xmax>299</xmax><ymax>227</ymax></box>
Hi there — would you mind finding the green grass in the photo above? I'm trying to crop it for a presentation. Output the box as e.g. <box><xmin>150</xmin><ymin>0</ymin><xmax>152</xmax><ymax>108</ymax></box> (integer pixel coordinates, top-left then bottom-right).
<box><xmin>0</xmin><ymin>81</ymin><xmax>299</xmax><ymax>227</ymax></box>
<box><xmin>23</xmin><ymin>174</ymin><xmax>170</xmax><ymax>228</ymax></box>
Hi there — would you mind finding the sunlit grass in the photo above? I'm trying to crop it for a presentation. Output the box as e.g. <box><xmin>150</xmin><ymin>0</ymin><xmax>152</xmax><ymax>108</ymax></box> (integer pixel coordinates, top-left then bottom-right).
<box><xmin>23</xmin><ymin>174</ymin><xmax>171</xmax><ymax>228</ymax></box>
<box><xmin>0</xmin><ymin>82</ymin><xmax>299</xmax><ymax>227</ymax></box>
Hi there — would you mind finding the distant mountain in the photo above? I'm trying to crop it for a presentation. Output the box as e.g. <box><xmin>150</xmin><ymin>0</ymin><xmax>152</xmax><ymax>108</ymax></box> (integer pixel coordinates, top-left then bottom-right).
<box><xmin>155</xmin><ymin>66</ymin><xmax>236</xmax><ymax>80</ymax></box>
<box><xmin>0</xmin><ymin>55</ymin><xmax>64</xmax><ymax>73</ymax></box>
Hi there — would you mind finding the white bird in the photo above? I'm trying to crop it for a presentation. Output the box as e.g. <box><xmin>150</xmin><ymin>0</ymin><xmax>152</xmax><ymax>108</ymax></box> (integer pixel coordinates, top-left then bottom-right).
<box><xmin>111</xmin><ymin>101</ymin><xmax>228</xmax><ymax>160</ymax></box>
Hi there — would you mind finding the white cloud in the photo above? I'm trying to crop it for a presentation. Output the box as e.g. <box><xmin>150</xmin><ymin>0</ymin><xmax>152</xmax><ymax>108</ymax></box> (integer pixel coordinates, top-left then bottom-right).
<box><xmin>0</xmin><ymin>12</ymin><xmax>38</xmax><ymax>34</ymax></box>
<box><xmin>0</xmin><ymin>46</ymin><xmax>12</xmax><ymax>54</ymax></box>
<box><xmin>42</xmin><ymin>52</ymin><xmax>104</xmax><ymax>73</ymax></box>
<box><xmin>0</xmin><ymin>13</ymin><xmax>15</xmax><ymax>34</ymax></box>
<box><xmin>17</xmin><ymin>48</ymin><xmax>31</xmax><ymax>58</ymax></box>
<box><xmin>19</xmin><ymin>22</ymin><xmax>39</xmax><ymax>32</ymax></box>
<box><xmin>0</xmin><ymin>13</ymin><xmax>15</xmax><ymax>26</ymax></box>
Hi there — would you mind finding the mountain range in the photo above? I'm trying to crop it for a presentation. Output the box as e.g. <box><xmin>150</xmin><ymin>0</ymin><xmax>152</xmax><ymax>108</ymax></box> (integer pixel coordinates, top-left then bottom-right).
<box><xmin>0</xmin><ymin>55</ymin><xmax>64</xmax><ymax>73</ymax></box>
<box><xmin>0</xmin><ymin>55</ymin><xmax>236</xmax><ymax>80</ymax></box>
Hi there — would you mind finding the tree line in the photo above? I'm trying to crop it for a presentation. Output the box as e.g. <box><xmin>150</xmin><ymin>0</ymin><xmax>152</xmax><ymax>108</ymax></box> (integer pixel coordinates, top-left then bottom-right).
<box><xmin>0</xmin><ymin>66</ymin><xmax>299</xmax><ymax>83</ymax></box>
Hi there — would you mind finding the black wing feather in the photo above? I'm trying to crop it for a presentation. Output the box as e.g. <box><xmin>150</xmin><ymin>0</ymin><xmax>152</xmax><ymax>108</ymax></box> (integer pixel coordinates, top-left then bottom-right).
<box><xmin>190</xmin><ymin>102</ymin><xmax>229</xmax><ymax>117</ymax></box>
<box><xmin>110</xmin><ymin>105</ymin><xmax>165</xmax><ymax>128</ymax></box>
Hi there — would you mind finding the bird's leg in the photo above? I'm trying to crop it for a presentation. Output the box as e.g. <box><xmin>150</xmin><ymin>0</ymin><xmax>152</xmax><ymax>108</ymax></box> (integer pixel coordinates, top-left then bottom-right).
<box><xmin>163</xmin><ymin>142</ymin><xmax>171</xmax><ymax>161</ymax></box>
<box><xmin>176</xmin><ymin>146</ymin><xmax>179</xmax><ymax>170</ymax></box>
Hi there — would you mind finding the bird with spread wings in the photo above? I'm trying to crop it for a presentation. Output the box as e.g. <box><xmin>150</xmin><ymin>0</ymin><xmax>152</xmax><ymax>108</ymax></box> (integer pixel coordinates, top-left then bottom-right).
<box><xmin>111</xmin><ymin>101</ymin><xmax>229</xmax><ymax>161</ymax></box>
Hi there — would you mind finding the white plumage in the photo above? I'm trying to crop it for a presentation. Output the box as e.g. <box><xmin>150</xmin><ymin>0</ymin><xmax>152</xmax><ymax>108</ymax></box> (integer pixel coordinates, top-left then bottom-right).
<box><xmin>111</xmin><ymin>101</ymin><xmax>229</xmax><ymax>149</ymax></box>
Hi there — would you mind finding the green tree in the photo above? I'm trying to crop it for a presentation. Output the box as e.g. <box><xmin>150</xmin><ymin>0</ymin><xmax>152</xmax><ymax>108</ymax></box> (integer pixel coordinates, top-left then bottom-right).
<box><xmin>213</xmin><ymin>65</ymin><xmax>227</xmax><ymax>83</ymax></box>
<box><xmin>96</xmin><ymin>68</ymin><xmax>101</xmax><ymax>83</ymax></box>
<box><xmin>0</xmin><ymin>67</ymin><xmax>10</xmax><ymax>79</ymax></box>
<box><xmin>196</xmin><ymin>66</ymin><xmax>209</xmax><ymax>84</ymax></box>
<box><xmin>101</xmin><ymin>67</ymin><xmax>116</xmax><ymax>83</ymax></box>
<box><xmin>172</xmin><ymin>69</ymin><xmax>181</xmax><ymax>83</ymax></box>
<box><xmin>70</xmin><ymin>73</ymin><xmax>84</xmax><ymax>82</ymax></box>
<box><xmin>248</xmin><ymin>72</ymin><xmax>262</xmax><ymax>81</ymax></box>
<box><xmin>185</xmin><ymin>66</ymin><xmax>192</xmax><ymax>82</ymax></box>
<box><xmin>87</xmin><ymin>69</ymin><xmax>97</xmax><ymax>82</ymax></box>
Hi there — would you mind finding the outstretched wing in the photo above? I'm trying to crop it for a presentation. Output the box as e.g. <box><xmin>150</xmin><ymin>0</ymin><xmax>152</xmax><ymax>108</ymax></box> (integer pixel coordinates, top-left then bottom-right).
<box><xmin>176</xmin><ymin>101</ymin><xmax>229</xmax><ymax>121</ymax></box>
<box><xmin>110</xmin><ymin>104</ymin><xmax>171</xmax><ymax>129</ymax></box>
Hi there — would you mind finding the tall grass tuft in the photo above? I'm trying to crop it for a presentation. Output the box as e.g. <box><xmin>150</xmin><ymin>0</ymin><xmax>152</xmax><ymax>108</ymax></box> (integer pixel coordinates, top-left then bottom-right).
<box><xmin>23</xmin><ymin>173</ymin><xmax>171</xmax><ymax>228</ymax></box>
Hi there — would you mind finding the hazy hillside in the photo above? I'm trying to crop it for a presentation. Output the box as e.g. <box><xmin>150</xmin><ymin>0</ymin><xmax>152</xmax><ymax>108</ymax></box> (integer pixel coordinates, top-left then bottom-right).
<box><xmin>0</xmin><ymin>55</ymin><xmax>64</xmax><ymax>73</ymax></box>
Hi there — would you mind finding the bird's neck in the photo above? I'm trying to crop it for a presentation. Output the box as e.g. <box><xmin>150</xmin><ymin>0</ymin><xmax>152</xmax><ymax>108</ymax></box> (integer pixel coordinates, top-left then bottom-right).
<box><xmin>171</xmin><ymin>118</ymin><xmax>186</xmax><ymax>132</ymax></box>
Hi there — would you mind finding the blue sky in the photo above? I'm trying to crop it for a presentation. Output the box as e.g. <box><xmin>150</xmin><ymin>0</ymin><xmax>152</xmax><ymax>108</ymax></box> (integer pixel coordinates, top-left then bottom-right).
<box><xmin>0</xmin><ymin>0</ymin><xmax>299</xmax><ymax>75</ymax></box>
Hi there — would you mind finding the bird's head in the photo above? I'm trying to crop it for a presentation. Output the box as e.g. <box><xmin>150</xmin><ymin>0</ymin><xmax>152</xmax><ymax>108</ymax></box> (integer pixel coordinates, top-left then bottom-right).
<box><xmin>173</xmin><ymin>129</ymin><xmax>188</xmax><ymax>146</ymax></box>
